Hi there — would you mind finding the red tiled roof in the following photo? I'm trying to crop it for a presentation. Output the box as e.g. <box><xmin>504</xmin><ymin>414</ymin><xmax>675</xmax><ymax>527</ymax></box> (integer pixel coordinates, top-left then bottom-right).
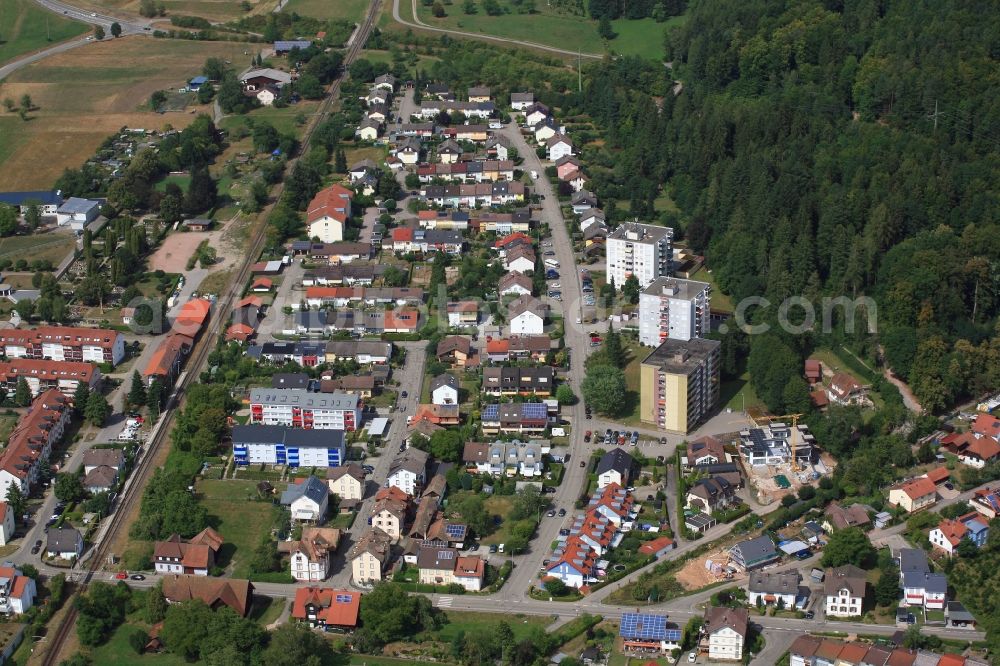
<box><xmin>0</xmin><ymin>326</ymin><xmax>121</xmax><ymax>350</ymax></box>
<box><xmin>306</xmin><ymin>184</ymin><xmax>352</xmax><ymax>224</ymax></box>
<box><xmin>898</xmin><ymin>476</ymin><xmax>936</xmax><ymax>500</ymax></box>
<box><xmin>0</xmin><ymin>389</ymin><xmax>69</xmax><ymax>480</ymax></box>
<box><xmin>937</xmin><ymin>654</ymin><xmax>966</xmax><ymax>666</ymax></box>
<box><xmin>973</xmin><ymin>413</ymin><xmax>1000</xmax><ymax>439</ymax></box>
<box><xmin>936</xmin><ymin>518</ymin><xmax>968</xmax><ymax>547</ymax></box>
<box><xmin>252</xmin><ymin>277</ymin><xmax>273</xmax><ymax>290</ymax></box>
<box><xmin>486</xmin><ymin>339</ymin><xmax>509</xmax><ymax>353</ymax></box>
<box><xmin>0</xmin><ymin>358</ymin><xmax>97</xmax><ymax>386</ymax></box>
<box><xmin>638</xmin><ymin>536</ymin><xmax>674</xmax><ymax>555</ymax></box>
<box><xmin>174</xmin><ymin>299</ymin><xmax>211</xmax><ymax>336</ymax></box>
<box><xmin>384</xmin><ymin>308</ymin><xmax>419</xmax><ymax>331</ymax></box>
<box><xmin>143</xmin><ymin>332</ymin><xmax>194</xmax><ymax>379</ymax></box>
<box><xmin>236</xmin><ymin>295</ymin><xmax>263</xmax><ymax>309</ymax></box>
<box><xmin>225</xmin><ymin>324</ymin><xmax>255</xmax><ymax>342</ymax></box>
<box><xmin>292</xmin><ymin>587</ymin><xmax>361</xmax><ymax>627</ymax></box>
<box><xmin>924</xmin><ymin>467</ymin><xmax>950</xmax><ymax>484</ymax></box>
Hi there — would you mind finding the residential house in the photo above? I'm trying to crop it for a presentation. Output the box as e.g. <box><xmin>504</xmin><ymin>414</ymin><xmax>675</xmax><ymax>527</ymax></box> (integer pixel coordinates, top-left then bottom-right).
<box><xmin>970</xmin><ymin>486</ymin><xmax>1000</xmax><ymax>519</ymax></box>
<box><xmin>939</xmin><ymin>429</ymin><xmax>1000</xmax><ymax>469</ymax></box>
<box><xmin>46</xmin><ymin>526</ymin><xmax>83</xmax><ymax>560</ymax></box>
<box><xmin>824</xmin><ymin>565</ymin><xmax>867</xmax><ymax>617</ymax></box>
<box><xmin>822</xmin><ymin>502</ymin><xmax>871</xmax><ymax>532</ymax></box>
<box><xmin>468</xmin><ymin>86</ymin><xmax>491</xmax><ymax>102</ymax></box>
<box><xmin>571</xmin><ymin>190</ymin><xmax>598</xmax><ymax>214</ymax></box>
<box><xmin>387</xmin><ymin>447</ymin><xmax>429</xmax><ymax>495</ymax></box>
<box><xmin>82</xmin><ymin>448</ymin><xmax>124</xmax><ymax>475</ymax></box>
<box><xmin>232</xmin><ymin>425</ymin><xmax>346</xmax><ymax>468</ymax></box>
<box><xmin>637</xmin><ymin>537</ymin><xmax>676</xmax><ymax>559</ymax></box>
<box><xmin>729</xmin><ymin>535</ymin><xmax>779</xmax><ymax>571</ymax></box>
<box><xmin>248</xmin><ymin>388</ymin><xmax>361</xmax><ymax>431</ymax></box>
<box><xmin>508</xmin><ymin>335</ymin><xmax>552</xmax><ymax>360</ymax></box>
<box><xmin>371</xmin><ymin>488</ymin><xmax>410</xmax><ymax>542</ymax></box>
<box><xmin>596</xmin><ymin>448</ymin><xmax>634</xmax><ymax>489</ymax></box>
<box><xmin>888</xmin><ymin>477</ymin><xmax>937</xmax><ymax>513</ymax></box>
<box><xmin>281</xmin><ymin>527</ymin><xmax>342</xmax><ymax>582</ymax></box>
<box><xmin>929</xmin><ymin>513</ymin><xmax>989</xmax><ymax>556</ymax></box>
<box><xmin>899</xmin><ymin>548</ymin><xmax>947</xmax><ymax>610</ymax></box>
<box><xmin>545</xmin><ymin>535</ymin><xmax>597</xmax><ymax>589</ymax></box>
<box><xmin>701</xmin><ymin>607</ymin><xmax>749</xmax><ymax>661</ymax></box>
<box><xmin>327</xmin><ymin>464</ymin><xmax>365</xmax><ymax>503</ymax></box>
<box><xmin>586</xmin><ymin>483</ymin><xmax>636</xmax><ymax>527</ymax></box>
<box><xmin>685</xmin><ymin>477</ymin><xmax>736</xmax><ymax>514</ymax></box>
<box><xmin>738</xmin><ymin>423</ymin><xmax>815</xmax><ymax>467</ymax></box>
<box><xmin>556</xmin><ymin>155</ymin><xmax>583</xmax><ymax>180</ymax></box>
<box><xmin>523</xmin><ymin>103</ymin><xmax>549</xmax><ymax>127</ymax></box>
<box><xmin>83</xmin><ymin>465</ymin><xmax>118</xmax><ymax>494</ymax></box>
<box><xmin>546</xmin><ymin>134</ymin><xmax>574</xmax><ymax>161</ymax></box>
<box><xmin>280</xmin><ymin>476</ymin><xmax>330</xmax><ymax>522</ymax></box>
<box><xmin>306</xmin><ymin>184</ymin><xmax>352</xmax><ymax>243</ymax></box>
<box><xmin>430</xmin><ymin>374</ymin><xmax>459</xmax><ymax>406</ymax></box>
<box><xmin>240</xmin><ymin>68</ymin><xmax>291</xmax><ymax>92</ymax></box>
<box><xmin>826</xmin><ymin>373</ymin><xmax>868</xmax><ymax>407</ymax></box>
<box><xmin>454</xmin><ymin>556</ymin><xmax>485</xmax><ymax>591</ymax></box>
<box><xmin>436</xmin><ymin>336</ymin><xmax>475</xmax><ymax>368</ymax></box>
<box><xmin>161</xmin><ymin>575</ymin><xmax>254</xmax><ymax>616</ymax></box>
<box><xmin>510</xmin><ymin>92</ymin><xmax>534</xmax><ymax>110</ymax></box>
<box><xmin>686</xmin><ymin>436</ymin><xmax>726</xmax><ymax>466</ymax></box>
<box><xmin>410</xmin><ymin>403</ymin><xmax>460</xmax><ymax>427</ymax></box>
<box><xmin>356</xmin><ymin>118</ymin><xmax>380</xmax><ymax>141</ymax></box>
<box><xmin>153</xmin><ymin>528</ymin><xmax>224</xmax><ymax>576</ymax></box>
<box><xmin>349</xmin><ymin>528</ymin><xmax>393</xmax><ymax>585</ymax></box>
<box><xmin>533</xmin><ymin>117</ymin><xmax>558</xmax><ymax>143</ymax></box>
<box><xmin>508</xmin><ymin>295</ymin><xmax>547</xmax><ymax>336</ymax></box>
<box><xmin>485</xmin><ymin>135</ymin><xmax>511</xmax><ymax>160</ymax></box>
<box><xmin>447</xmin><ymin>301</ymin><xmax>479</xmax><ymax>327</ymax></box>
<box><xmin>461</xmin><ymin>440</ymin><xmax>545</xmax><ymax>477</ymax></box>
<box><xmin>747</xmin><ymin>569</ymin><xmax>801</xmax><ymax>608</ymax></box>
<box><xmin>292</xmin><ymin>587</ymin><xmax>361</xmax><ymax>631</ymax></box>
<box><xmin>0</xmin><ymin>390</ymin><xmax>72</xmax><ymax>499</ymax></box>
<box><xmin>396</xmin><ymin>137</ymin><xmax>422</xmax><ymax>165</ymax></box>
<box><xmin>0</xmin><ymin>503</ymin><xmax>13</xmax><ymax>546</ymax></box>
<box><xmin>618</xmin><ymin>612</ymin><xmax>682</xmax><ymax>655</ymax></box>
<box><xmin>481</xmin><ymin>366</ymin><xmax>554</xmax><ymax>397</ymax></box>
<box><xmin>437</xmin><ymin>139</ymin><xmax>463</xmax><ymax>163</ymax></box>
<box><xmin>373</xmin><ymin>73</ymin><xmax>397</xmax><ymax>91</ymax></box>
<box><xmin>503</xmin><ymin>244</ymin><xmax>537</xmax><ymax>274</ymax></box>
<box><xmin>417</xmin><ymin>544</ymin><xmax>459</xmax><ymax>585</ymax></box>
<box><xmin>480</xmin><ymin>402</ymin><xmax>548</xmax><ymax>435</ymax></box>
<box><xmin>0</xmin><ymin>326</ymin><xmax>125</xmax><ymax>365</ymax></box>
<box><xmin>0</xmin><ymin>566</ymin><xmax>36</xmax><ymax>614</ymax></box>
<box><xmin>499</xmin><ymin>271</ymin><xmax>533</xmax><ymax>297</ymax></box>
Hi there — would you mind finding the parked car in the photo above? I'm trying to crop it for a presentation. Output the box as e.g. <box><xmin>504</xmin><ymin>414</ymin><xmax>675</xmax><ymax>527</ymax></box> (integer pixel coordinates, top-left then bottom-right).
<box><xmin>558</xmin><ymin>508</ymin><xmax>566</xmax><ymax>517</ymax></box>
<box><xmin>131</xmin><ymin>574</ymin><xmax>146</xmax><ymax>581</ymax></box>
<box><xmin>804</xmin><ymin>611</ymin><xmax>815</xmax><ymax>620</ymax></box>
<box><xmin>579</xmin><ymin>461</ymin><xmax>586</xmax><ymax>467</ymax></box>
<box><xmin>546</xmin><ymin>510</ymin><xmax>555</xmax><ymax>517</ymax></box>
<box><xmin>115</xmin><ymin>572</ymin><xmax>128</xmax><ymax>580</ymax></box>
<box><xmin>401</xmin><ymin>390</ymin><xmax>408</xmax><ymax>398</ymax></box>
<box><xmin>584</xmin><ymin>431</ymin><xmax>591</xmax><ymax>442</ymax></box>
<box><xmin>559</xmin><ymin>528</ymin><xmax>570</xmax><ymax>536</ymax></box>
<box><xmin>489</xmin><ymin>544</ymin><xmax>498</xmax><ymax>553</ymax></box>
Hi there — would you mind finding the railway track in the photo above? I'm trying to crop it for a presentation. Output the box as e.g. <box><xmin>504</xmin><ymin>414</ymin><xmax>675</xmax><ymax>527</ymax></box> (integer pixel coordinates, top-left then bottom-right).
<box><xmin>39</xmin><ymin>2</ymin><xmax>382</xmax><ymax>662</ymax></box>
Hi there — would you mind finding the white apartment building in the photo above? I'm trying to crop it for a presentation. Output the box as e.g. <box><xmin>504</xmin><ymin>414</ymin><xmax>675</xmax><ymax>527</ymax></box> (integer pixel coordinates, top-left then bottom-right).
<box><xmin>606</xmin><ymin>222</ymin><xmax>673</xmax><ymax>289</ymax></box>
<box><xmin>248</xmin><ymin>388</ymin><xmax>361</xmax><ymax>431</ymax></box>
<box><xmin>638</xmin><ymin>277</ymin><xmax>711</xmax><ymax>346</ymax></box>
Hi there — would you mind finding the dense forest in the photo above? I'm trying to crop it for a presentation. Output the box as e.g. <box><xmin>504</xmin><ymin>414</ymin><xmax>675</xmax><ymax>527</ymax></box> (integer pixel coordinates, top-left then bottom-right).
<box><xmin>557</xmin><ymin>0</ymin><xmax>1000</xmax><ymax>413</ymax></box>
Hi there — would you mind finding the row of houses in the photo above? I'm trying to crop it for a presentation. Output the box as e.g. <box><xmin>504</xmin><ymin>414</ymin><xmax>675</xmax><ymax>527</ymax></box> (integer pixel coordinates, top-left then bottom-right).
<box><xmin>0</xmin><ymin>357</ymin><xmax>101</xmax><ymax>397</ymax></box>
<box><xmin>356</xmin><ymin>73</ymin><xmax>398</xmax><ymax>141</ymax></box>
<box><xmin>303</xmin><ymin>286</ymin><xmax>426</xmax><ymax>308</ymax></box>
<box><xmin>141</xmin><ymin>298</ymin><xmax>211</xmax><ymax>387</ymax></box>
<box><xmin>415</xmin><ymin>208</ymin><xmax>531</xmax><ymax>234</ymax></box>
<box><xmin>0</xmin><ymin>325</ymin><xmax>125</xmax><ymax>366</ymax></box>
<box><xmin>415</xmin><ymin>159</ymin><xmax>515</xmax><ymax>182</ymax></box>
<box><xmin>292</xmin><ymin>307</ymin><xmax>421</xmax><ymax>336</ymax></box>
<box><xmin>248</xmin><ymin>339</ymin><xmax>393</xmax><ymax>365</ymax></box>
<box><xmin>788</xmin><ymin>633</ymin><xmax>985</xmax><ymax>666</ymax></box>
<box><xmin>420</xmin><ymin>181</ymin><xmax>526</xmax><ymax>207</ymax></box>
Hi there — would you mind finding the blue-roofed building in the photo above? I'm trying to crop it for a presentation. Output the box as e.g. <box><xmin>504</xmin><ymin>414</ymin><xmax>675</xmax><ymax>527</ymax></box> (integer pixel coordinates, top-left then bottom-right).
<box><xmin>274</xmin><ymin>40</ymin><xmax>313</xmax><ymax>55</ymax></box>
<box><xmin>0</xmin><ymin>191</ymin><xmax>62</xmax><ymax>215</ymax></box>
<box><xmin>481</xmin><ymin>402</ymin><xmax>548</xmax><ymax>435</ymax></box>
<box><xmin>619</xmin><ymin>612</ymin><xmax>682</xmax><ymax>654</ymax></box>
<box><xmin>188</xmin><ymin>76</ymin><xmax>208</xmax><ymax>90</ymax></box>
<box><xmin>233</xmin><ymin>424</ymin><xmax>345</xmax><ymax>468</ymax></box>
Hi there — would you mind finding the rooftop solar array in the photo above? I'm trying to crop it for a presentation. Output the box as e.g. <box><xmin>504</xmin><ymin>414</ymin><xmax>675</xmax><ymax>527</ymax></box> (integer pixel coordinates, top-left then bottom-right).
<box><xmin>445</xmin><ymin>523</ymin><xmax>466</xmax><ymax>538</ymax></box>
<box><xmin>335</xmin><ymin>594</ymin><xmax>353</xmax><ymax>603</ymax></box>
<box><xmin>619</xmin><ymin>613</ymin><xmax>681</xmax><ymax>641</ymax></box>
<box><xmin>438</xmin><ymin>550</ymin><xmax>455</xmax><ymax>560</ymax></box>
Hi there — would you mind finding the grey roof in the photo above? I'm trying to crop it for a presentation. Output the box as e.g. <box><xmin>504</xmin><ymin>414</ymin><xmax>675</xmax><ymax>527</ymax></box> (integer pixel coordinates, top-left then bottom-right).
<box><xmin>46</xmin><ymin>527</ymin><xmax>81</xmax><ymax>553</ymax></box>
<box><xmin>641</xmin><ymin>277</ymin><xmax>710</xmax><ymax>300</ymax></box>
<box><xmin>350</xmin><ymin>159</ymin><xmax>378</xmax><ymax>172</ymax></box>
<box><xmin>641</xmin><ymin>338</ymin><xmax>722</xmax><ymax>376</ymax></box>
<box><xmin>280</xmin><ymin>476</ymin><xmax>329</xmax><ymax>506</ymax></box>
<box><xmin>271</xmin><ymin>372</ymin><xmax>311</xmax><ymax>389</ymax></box>
<box><xmin>748</xmin><ymin>569</ymin><xmax>800</xmax><ymax>595</ymax></box>
<box><xmin>511</xmin><ymin>92</ymin><xmax>534</xmax><ymax>103</ymax></box>
<box><xmin>389</xmin><ymin>447</ymin><xmax>429</xmax><ymax>478</ymax></box>
<box><xmin>295</xmin><ymin>310</ymin><xmax>328</xmax><ymax>330</ymax></box>
<box><xmin>898</xmin><ymin>548</ymin><xmax>929</xmax><ymax>574</ymax></box>
<box><xmin>430</xmin><ymin>373</ymin><xmax>459</xmax><ymax>392</ymax></box>
<box><xmin>57</xmin><ymin>197</ymin><xmax>100</xmax><ymax>214</ymax></box>
<box><xmin>325</xmin><ymin>340</ymin><xmax>392</xmax><ymax>358</ymax></box>
<box><xmin>82</xmin><ymin>448</ymin><xmax>124</xmax><ymax>469</ymax></box>
<box><xmin>731</xmin><ymin>535</ymin><xmax>778</xmax><ymax>565</ymax></box>
<box><xmin>83</xmin><ymin>465</ymin><xmax>117</xmax><ymax>489</ymax></box>
<box><xmin>596</xmin><ymin>448</ymin><xmax>633</xmax><ymax>478</ymax></box>
<box><xmin>946</xmin><ymin>601</ymin><xmax>975</xmax><ymax>622</ymax></box>
<box><xmin>232</xmin><ymin>425</ymin><xmax>345</xmax><ymax>450</ymax></box>
<box><xmin>249</xmin><ymin>388</ymin><xmax>359</xmax><ymax>411</ymax></box>
<box><xmin>823</xmin><ymin>564</ymin><xmax>867</xmax><ymax>597</ymax></box>
<box><xmin>903</xmin><ymin>570</ymin><xmax>948</xmax><ymax>594</ymax></box>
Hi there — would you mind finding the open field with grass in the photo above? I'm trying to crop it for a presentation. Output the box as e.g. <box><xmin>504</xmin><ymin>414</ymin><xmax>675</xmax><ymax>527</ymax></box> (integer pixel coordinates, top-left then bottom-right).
<box><xmin>195</xmin><ymin>478</ymin><xmax>278</xmax><ymax>578</ymax></box>
<box><xmin>478</xmin><ymin>494</ymin><xmax>513</xmax><ymax>545</ymax></box>
<box><xmin>68</xmin><ymin>0</ymin><xmax>276</xmax><ymax>25</ymax></box>
<box><xmin>431</xmin><ymin>611</ymin><xmax>552</xmax><ymax>642</ymax></box>
<box><xmin>89</xmin><ymin>623</ymin><xmax>189</xmax><ymax>666</ymax></box>
<box><xmin>0</xmin><ymin>230</ymin><xmax>76</xmax><ymax>266</ymax></box>
<box><xmin>0</xmin><ymin>38</ymin><xmax>251</xmax><ymax>189</ymax></box>
<box><xmin>0</xmin><ymin>414</ymin><xmax>18</xmax><ymax>442</ymax></box>
<box><xmin>690</xmin><ymin>267</ymin><xmax>732</xmax><ymax>313</ymax></box>
<box><xmin>284</xmin><ymin>0</ymin><xmax>368</xmax><ymax>21</ymax></box>
<box><xmin>0</xmin><ymin>0</ymin><xmax>89</xmax><ymax>65</ymax></box>
<box><xmin>220</xmin><ymin>101</ymin><xmax>320</xmax><ymax>137</ymax></box>
<box><xmin>409</xmin><ymin>2</ymin><xmax>679</xmax><ymax>60</ymax></box>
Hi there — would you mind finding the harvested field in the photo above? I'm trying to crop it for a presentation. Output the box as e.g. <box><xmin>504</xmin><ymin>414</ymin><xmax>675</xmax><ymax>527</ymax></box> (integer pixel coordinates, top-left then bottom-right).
<box><xmin>0</xmin><ymin>38</ymin><xmax>251</xmax><ymax>189</ymax></box>
<box><xmin>148</xmin><ymin>231</ymin><xmax>209</xmax><ymax>272</ymax></box>
<box><xmin>675</xmin><ymin>547</ymin><xmax>744</xmax><ymax>590</ymax></box>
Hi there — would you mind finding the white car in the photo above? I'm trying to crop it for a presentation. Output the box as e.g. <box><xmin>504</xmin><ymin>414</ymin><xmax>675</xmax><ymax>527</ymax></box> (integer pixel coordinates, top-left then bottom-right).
<box><xmin>549</xmin><ymin>282</ymin><xmax>560</xmax><ymax>288</ymax></box>
<box><xmin>688</xmin><ymin>653</ymin><xmax>697</xmax><ymax>663</ymax></box>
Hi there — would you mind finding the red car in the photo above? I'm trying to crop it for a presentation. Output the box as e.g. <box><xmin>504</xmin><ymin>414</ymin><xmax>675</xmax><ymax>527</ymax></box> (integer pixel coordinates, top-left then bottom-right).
<box><xmin>114</xmin><ymin>572</ymin><xmax>128</xmax><ymax>580</ymax></box>
<box><xmin>584</xmin><ymin>430</ymin><xmax>592</xmax><ymax>442</ymax></box>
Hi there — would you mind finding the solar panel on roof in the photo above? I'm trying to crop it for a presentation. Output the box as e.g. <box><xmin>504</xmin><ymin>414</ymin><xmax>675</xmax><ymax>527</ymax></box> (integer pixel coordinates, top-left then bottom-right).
<box><xmin>619</xmin><ymin>613</ymin><xmax>672</xmax><ymax>640</ymax></box>
<box><xmin>438</xmin><ymin>550</ymin><xmax>455</xmax><ymax>559</ymax></box>
<box><xmin>445</xmin><ymin>524</ymin><xmax>465</xmax><ymax>538</ymax></box>
<box><xmin>335</xmin><ymin>594</ymin><xmax>352</xmax><ymax>603</ymax></box>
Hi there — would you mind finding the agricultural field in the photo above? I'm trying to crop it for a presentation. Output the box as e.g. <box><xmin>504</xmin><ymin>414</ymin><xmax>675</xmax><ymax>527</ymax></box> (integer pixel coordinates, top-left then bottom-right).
<box><xmin>67</xmin><ymin>0</ymin><xmax>275</xmax><ymax>25</ymax></box>
<box><xmin>0</xmin><ymin>38</ymin><xmax>251</xmax><ymax>189</ymax></box>
<box><xmin>283</xmin><ymin>0</ymin><xmax>369</xmax><ymax>22</ymax></box>
<box><xmin>409</xmin><ymin>0</ymin><xmax>680</xmax><ymax>60</ymax></box>
<box><xmin>0</xmin><ymin>230</ymin><xmax>76</xmax><ymax>267</ymax></box>
<box><xmin>0</xmin><ymin>0</ymin><xmax>89</xmax><ymax>65</ymax></box>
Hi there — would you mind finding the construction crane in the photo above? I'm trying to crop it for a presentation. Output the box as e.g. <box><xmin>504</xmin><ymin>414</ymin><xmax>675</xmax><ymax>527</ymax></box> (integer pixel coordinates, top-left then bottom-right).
<box><xmin>752</xmin><ymin>413</ymin><xmax>806</xmax><ymax>471</ymax></box>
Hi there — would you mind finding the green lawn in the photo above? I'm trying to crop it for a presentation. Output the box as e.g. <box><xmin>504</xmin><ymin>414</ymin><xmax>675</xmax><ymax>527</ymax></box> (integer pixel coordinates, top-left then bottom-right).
<box><xmin>220</xmin><ymin>102</ymin><xmax>319</xmax><ymax>137</ymax></box>
<box><xmin>0</xmin><ymin>117</ymin><xmax>32</xmax><ymax>173</ymax></box>
<box><xmin>0</xmin><ymin>0</ymin><xmax>88</xmax><ymax>66</ymax></box>
<box><xmin>0</xmin><ymin>231</ymin><xmax>77</xmax><ymax>266</ymax></box>
<box><xmin>154</xmin><ymin>173</ymin><xmax>191</xmax><ymax>193</ymax></box>
<box><xmin>478</xmin><ymin>495</ymin><xmax>512</xmax><ymax>545</ymax></box>
<box><xmin>88</xmin><ymin>622</ymin><xmax>188</xmax><ymax>665</ymax></box>
<box><xmin>721</xmin><ymin>370</ymin><xmax>763</xmax><ymax>413</ymax></box>
<box><xmin>283</xmin><ymin>0</ymin><xmax>368</xmax><ymax>21</ymax></box>
<box><xmin>614</xmin><ymin>340</ymin><xmax>644</xmax><ymax>426</ymax></box>
<box><xmin>195</xmin><ymin>478</ymin><xmax>280</xmax><ymax>578</ymax></box>
<box><xmin>0</xmin><ymin>415</ymin><xmax>17</xmax><ymax>442</ymax></box>
<box><xmin>608</xmin><ymin>16</ymin><xmax>685</xmax><ymax>60</ymax></box>
<box><xmin>432</xmin><ymin>611</ymin><xmax>552</xmax><ymax>642</ymax></box>
<box><xmin>690</xmin><ymin>267</ymin><xmax>732</xmax><ymax>313</ymax></box>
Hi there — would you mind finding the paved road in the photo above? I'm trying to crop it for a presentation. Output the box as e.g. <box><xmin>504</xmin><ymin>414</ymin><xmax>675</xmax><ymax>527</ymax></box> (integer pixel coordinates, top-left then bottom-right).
<box><xmin>1</xmin><ymin>0</ymin><xmax>152</xmax><ymax>81</ymax></box>
<box><xmin>391</xmin><ymin>0</ymin><xmax>601</xmax><ymax>60</ymax></box>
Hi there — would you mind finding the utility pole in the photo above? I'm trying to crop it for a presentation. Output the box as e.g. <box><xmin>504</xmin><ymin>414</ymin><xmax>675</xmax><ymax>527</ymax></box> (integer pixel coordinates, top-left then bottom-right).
<box><xmin>577</xmin><ymin>50</ymin><xmax>582</xmax><ymax>93</ymax></box>
<box><xmin>928</xmin><ymin>99</ymin><xmax>941</xmax><ymax>132</ymax></box>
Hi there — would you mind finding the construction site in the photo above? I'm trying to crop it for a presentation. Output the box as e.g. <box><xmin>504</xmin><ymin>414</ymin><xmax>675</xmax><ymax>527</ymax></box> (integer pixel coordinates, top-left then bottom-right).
<box><xmin>738</xmin><ymin>414</ymin><xmax>836</xmax><ymax>505</ymax></box>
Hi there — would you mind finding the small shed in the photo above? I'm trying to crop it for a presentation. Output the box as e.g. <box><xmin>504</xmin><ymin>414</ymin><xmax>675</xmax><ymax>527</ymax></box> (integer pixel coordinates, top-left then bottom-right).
<box><xmin>184</xmin><ymin>218</ymin><xmax>213</xmax><ymax>231</ymax></box>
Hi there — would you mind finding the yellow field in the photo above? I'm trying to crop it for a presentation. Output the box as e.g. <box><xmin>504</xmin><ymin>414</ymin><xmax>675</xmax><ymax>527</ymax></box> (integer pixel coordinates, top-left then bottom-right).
<box><xmin>0</xmin><ymin>37</ymin><xmax>252</xmax><ymax>189</ymax></box>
